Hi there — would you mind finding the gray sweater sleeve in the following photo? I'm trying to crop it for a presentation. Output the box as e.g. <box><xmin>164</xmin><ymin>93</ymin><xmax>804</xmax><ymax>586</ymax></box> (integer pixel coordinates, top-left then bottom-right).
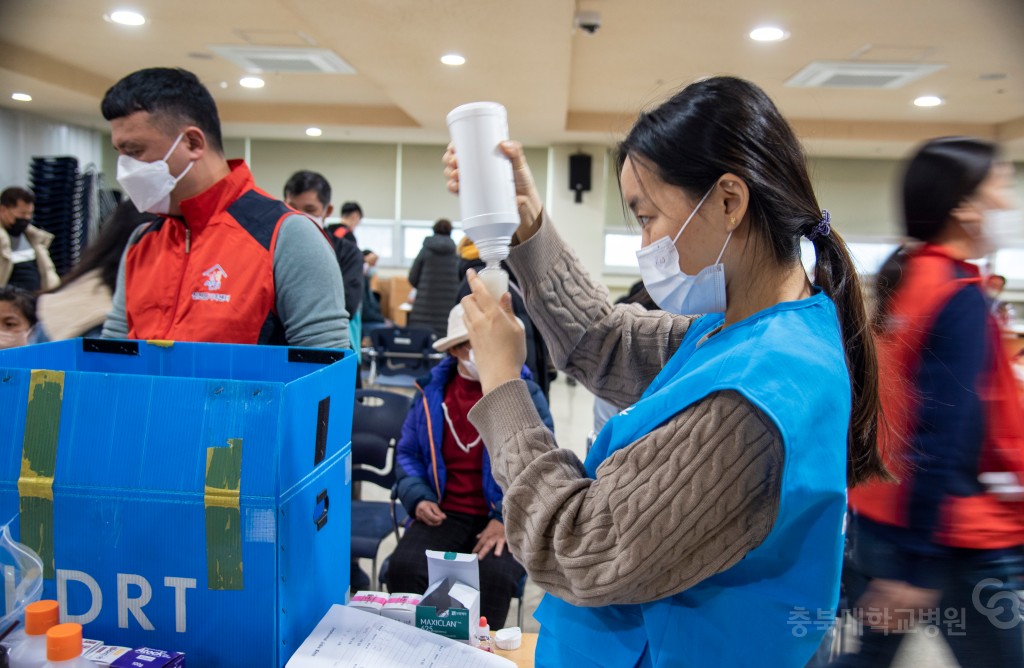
<box><xmin>505</xmin><ymin>212</ymin><xmax>696</xmax><ymax>409</ymax></box>
<box><xmin>273</xmin><ymin>214</ymin><xmax>351</xmax><ymax>349</ymax></box>
<box><xmin>101</xmin><ymin>225</ymin><xmax>146</xmax><ymax>339</ymax></box>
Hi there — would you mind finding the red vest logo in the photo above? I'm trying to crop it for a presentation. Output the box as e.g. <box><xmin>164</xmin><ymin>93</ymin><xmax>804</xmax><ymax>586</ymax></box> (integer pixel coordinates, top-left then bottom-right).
<box><xmin>202</xmin><ymin>264</ymin><xmax>228</xmax><ymax>290</ymax></box>
<box><xmin>193</xmin><ymin>264</ymin><xmax>231</xmax><ymax>303</ymax></box>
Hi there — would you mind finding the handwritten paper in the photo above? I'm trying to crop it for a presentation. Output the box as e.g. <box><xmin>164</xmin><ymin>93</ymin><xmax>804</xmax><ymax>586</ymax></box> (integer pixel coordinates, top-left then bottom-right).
<box><xmin>286</xmin><ymin>605</ymin><xmax>516</xmax><ymax>668</ymax></box>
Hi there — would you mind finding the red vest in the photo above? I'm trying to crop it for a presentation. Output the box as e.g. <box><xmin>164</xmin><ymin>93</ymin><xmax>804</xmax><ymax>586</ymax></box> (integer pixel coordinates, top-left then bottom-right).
<box><xmin>124</xmin><ymin>161</ymin><xmax>307</xmax><ymax>345</ymax></box>
<box><xmin>850</xmin><ymin>245</ymin><xmax>1024</xmax><ymax>549</ymax></box>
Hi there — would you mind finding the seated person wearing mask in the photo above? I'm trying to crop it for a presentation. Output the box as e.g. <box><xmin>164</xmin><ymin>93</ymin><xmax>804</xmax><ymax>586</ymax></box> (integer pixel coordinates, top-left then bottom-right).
<box><xmin>388</xmin><ymin>303</ymin><xmax>553</xmax><ymax>627</ymax></box>
<box><xmin>0</xmin><ymin>187</ymin><xmax>59</xmax><ymax>293</ymax></box>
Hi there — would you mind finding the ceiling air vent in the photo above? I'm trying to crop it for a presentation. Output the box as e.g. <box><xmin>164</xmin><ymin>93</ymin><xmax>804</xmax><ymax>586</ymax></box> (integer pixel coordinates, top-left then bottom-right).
<box><xmin>785</xmin><ymin>61</ymin><xmax>945</xmax><ymax>89</ymax></box>
<box><xmin>209</xmin><ymin>46</ymin><xmax>356</xmax><ymax>74</ymax></box>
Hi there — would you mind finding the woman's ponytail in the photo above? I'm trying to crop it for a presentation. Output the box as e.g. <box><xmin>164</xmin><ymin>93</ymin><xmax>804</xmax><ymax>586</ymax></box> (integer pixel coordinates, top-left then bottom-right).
<box><xmin>813</xmin><ymin>226</ymin><xmax>892</xmax><ymax>485</ymax></box>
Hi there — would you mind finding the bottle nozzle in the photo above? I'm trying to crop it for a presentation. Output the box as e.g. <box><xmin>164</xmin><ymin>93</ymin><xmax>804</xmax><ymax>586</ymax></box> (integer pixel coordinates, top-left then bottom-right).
<box><xmin>478</xmin><ymin>263</ymin><xmax>509</xmax><ymax>297</ymax></box>
<box><xmin>473</xmin><ymin>237</ymin><xmax>512</xmax><ymax>265</ymax></box>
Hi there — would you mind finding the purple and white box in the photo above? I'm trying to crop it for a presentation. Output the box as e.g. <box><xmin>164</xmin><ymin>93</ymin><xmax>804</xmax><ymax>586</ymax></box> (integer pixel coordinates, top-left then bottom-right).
<box><xmin>111</xmin><ymin>647</ymin><xmax>185</xmax><ymax>668</ymax></box>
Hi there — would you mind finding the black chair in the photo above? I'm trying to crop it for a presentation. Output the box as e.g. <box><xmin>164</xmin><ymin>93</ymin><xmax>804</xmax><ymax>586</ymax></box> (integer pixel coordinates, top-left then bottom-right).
<box><xmin>350</xmin><ymin>389</ymin><xmax>413</xmax><ymax>587</ymax></box>
<box><xmin>365</xmin><ymin>326</ymin><xmax>443</xmax><ymax>388</ymax></box>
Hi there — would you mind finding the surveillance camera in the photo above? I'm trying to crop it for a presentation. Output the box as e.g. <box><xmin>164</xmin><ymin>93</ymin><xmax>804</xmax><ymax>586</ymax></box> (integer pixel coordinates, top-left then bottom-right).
<box><xmin>575</xmin><ymin>10</ymin><xmax>601</xmax><ymax>34</ymax></box>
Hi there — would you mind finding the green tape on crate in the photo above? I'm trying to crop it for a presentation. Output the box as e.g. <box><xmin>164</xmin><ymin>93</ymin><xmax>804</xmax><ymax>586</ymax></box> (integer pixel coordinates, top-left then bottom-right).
<box><xmin>17</xmin><ymin>370</ymin><xmax>64</xmax><ymax>579</ymax></box>
<box><xmin>205</xmin><ymin>438</ymin><xmax>243</xmax><ymax>590</ymax></box>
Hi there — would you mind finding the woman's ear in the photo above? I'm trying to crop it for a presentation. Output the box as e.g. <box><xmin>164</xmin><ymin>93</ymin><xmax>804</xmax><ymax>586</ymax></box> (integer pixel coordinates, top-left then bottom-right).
<box><xmin>949</xmin><ymin>203</ymin><xmax>982</xmax><ymax>227</ymax></box>
<box><xmin>717</xmin><ymin>174</ymin><xmax>749</xmax><ymax>233</ymax></box>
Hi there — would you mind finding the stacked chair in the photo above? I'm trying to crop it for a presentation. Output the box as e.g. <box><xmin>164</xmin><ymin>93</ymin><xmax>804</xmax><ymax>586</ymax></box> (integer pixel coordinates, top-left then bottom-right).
<box><xmin>28</xmin><ymin>156</ymin><xmax>88</xmax><ymax>275</ymax></box>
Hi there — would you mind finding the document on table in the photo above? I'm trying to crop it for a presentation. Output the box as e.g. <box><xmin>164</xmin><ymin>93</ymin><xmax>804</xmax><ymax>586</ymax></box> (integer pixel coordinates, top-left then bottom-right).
<box><xmin>286</xmin><ymin>605</ymin><xmax>516</xmax><ymax>668</ymax></box>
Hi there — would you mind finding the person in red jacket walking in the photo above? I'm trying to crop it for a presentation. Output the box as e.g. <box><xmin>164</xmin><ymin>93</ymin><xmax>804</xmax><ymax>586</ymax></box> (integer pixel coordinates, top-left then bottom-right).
<box><xmin>839</xmin><ymin>137</ymin><xmax>1024</xmax><ymax>667</ymax></box>
<box><xmin>99</xmin><ymin>67</ymin><xmax>349</xmax><ymax>348</ymax></box>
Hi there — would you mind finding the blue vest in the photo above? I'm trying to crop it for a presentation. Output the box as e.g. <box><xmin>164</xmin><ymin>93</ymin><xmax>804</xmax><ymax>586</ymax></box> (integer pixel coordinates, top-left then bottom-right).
<box><xmin>534</xmin><ymin>290</ymin><xmax>850</xmax><ymax>667</ymax></box>
<box><xmin>348</xmin><ymin>310</ymin><xmax>362</xmax><ymax>362</ymax></box>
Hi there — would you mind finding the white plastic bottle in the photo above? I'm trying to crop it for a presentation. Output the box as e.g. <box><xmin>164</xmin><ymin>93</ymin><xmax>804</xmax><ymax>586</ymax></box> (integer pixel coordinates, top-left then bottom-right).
<box><xmin>8</xmin><ymin>600</ymin><xmax>59</xmax><ymax>668</ymax></box>
<box><xmin>447</xmin><ymin>101</ymin><xmax>518</xmax><ymax>298</ymax></box>
<box><xmin>41</xmin><ymin>623</ymin><xmax>92</xmax><ymax>668</ymax></box>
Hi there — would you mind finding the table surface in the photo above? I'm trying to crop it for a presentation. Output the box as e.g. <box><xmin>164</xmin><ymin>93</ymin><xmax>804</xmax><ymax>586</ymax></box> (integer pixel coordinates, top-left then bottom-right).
<box><xmin>493</xmin><ymin>632</ymin><xmax>537</xmax><ymax>667</ymax></box>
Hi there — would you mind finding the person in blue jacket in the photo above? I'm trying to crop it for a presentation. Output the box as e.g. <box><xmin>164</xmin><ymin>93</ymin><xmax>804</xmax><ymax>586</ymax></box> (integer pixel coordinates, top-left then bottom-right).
<box><xmin>388</xmin><ymin>303</ymin><xmax>554</xmax><ymax>627</ymax></box>
<box><xmin>446</xmin><ymin>76</ymin><xmax>889</xmax><ymax>667</ymax></box>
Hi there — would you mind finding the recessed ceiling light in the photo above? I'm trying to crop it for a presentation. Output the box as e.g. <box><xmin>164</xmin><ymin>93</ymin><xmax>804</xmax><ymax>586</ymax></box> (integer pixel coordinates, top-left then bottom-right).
<box><xmin>441</xmin><ymin>54</ymin><xmax>466</xmax><ymax>66</ymax></box>
<box><xmin>11</xmin><ymin>93</ymin><xmax>32</xmax><ymax>102</ymax></box>
<box><xmin>913</xmin><ymin>95</ymin><xmax>943</xmax><ymax>107</ymax></box>
<box><xmin>749</xmin><ymin>26</ymin><xmax>789</xmax><ymax>42</ymax></box>
<box><xmin>239</xmin><ymin>77</ymin><xmax>265</xmax><ymax>89</ymax></box>
<box><xmin>106</xmin><ymin>10</ymin><xmax>146</xmax><ymax>26</ymax></box>
<box><xmin>305</xmin><ymin>127</ymin><xmax>323</xmax><ymax>137</ymax></box>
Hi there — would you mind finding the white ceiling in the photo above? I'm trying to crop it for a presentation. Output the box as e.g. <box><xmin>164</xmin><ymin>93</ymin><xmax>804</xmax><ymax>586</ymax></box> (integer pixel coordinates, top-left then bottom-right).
<box><xmin>0</xmin><ymin>0</ymin><xmax>1022</xmax><ymax>158</ymax></box>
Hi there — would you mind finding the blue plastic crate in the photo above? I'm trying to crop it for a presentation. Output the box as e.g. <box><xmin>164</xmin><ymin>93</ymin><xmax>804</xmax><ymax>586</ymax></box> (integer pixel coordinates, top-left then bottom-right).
<box><xmin>0</xmin><ymin>339</ymin><xmax>355</xmax><ymax>666</ymax></box>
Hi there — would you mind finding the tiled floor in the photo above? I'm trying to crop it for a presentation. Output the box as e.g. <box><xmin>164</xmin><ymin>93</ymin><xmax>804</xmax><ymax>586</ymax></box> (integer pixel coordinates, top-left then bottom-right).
<box><xmin>360</xmin><ymin>375</ymin><xmax>960</xmax><ymax>666</ymax></box>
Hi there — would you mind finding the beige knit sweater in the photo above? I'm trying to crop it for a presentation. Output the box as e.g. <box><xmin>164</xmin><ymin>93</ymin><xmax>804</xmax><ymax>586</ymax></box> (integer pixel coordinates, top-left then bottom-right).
<box><xmin>468</xmin><ymin>213</ymin><xmax>784</xmax><ymax>607</ymax></box>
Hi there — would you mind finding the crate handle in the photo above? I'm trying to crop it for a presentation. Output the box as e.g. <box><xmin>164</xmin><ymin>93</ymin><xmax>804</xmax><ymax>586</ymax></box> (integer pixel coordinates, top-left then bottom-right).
<box><xmin>288</xmin><ymin>349</ymin><xmax>344</xmax><ymax>365</ymax></box>
<box><xmin>314</xmin><ymin>397</ymin><xmax>330</xmax><ymax>467</ymax></box>
<box><xmin>82</xmin><ymin>339</ymin><xmax>139</xmax><ymax>356</ymax></box>
<box><xmin>314</xmin><ymin>489</ymin><xmax>329</xmax><ymax>531</ymax></box>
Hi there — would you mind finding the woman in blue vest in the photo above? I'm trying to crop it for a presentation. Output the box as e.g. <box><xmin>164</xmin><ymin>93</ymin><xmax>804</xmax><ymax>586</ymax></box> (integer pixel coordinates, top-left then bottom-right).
<box><xmin>445</xmin><ymin>76</ymin><xmax>888</xmax><ymax>667</ymax></box>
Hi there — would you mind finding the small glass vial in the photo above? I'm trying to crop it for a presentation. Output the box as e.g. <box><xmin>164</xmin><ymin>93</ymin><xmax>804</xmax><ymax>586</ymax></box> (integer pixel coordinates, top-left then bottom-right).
<box><xmin>475</xmin><ymin>616</ymin><xmax>494</xmax><ymax>652</ymax></box>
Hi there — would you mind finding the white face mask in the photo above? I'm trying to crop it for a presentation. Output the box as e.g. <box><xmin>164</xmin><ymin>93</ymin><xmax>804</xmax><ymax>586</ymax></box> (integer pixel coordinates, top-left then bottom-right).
<box><xmin>972</xmin><ymin>208</ymin><xmax>1024</xmax><ymax>256</ymax></box>
<box><xmin>116</xmin><ymin>132</ymin><xmax>195</xmax><ymax>214</ymax></box>
<box><xmin>635</xmin><ymin>184</ymin><xmax>731</xmax><ymax>315</ymax></box>
<box><xmin>0</xmin><ymin>328</ymin><xmax>30</xmax><ymax>350</ymax></box>
<box><xmin>459</xmin><ymin>349</ymin><xmax>481</xmax><ymax>381</ymax></box>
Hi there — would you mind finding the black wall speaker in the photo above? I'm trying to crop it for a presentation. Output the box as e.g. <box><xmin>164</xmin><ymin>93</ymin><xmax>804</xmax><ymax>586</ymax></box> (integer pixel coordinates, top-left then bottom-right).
<box><xmin>569</xmin><ymin>153</ymin><xmax>592</xmax><ymax>203</ymax></box>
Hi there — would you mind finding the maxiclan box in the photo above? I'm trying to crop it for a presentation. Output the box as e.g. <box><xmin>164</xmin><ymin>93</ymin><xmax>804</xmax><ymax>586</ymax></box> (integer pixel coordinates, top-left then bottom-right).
<box><xmin>0</xmin><ymin>339</ymin><xmax>355</xmax><ymax>667</ymax></box>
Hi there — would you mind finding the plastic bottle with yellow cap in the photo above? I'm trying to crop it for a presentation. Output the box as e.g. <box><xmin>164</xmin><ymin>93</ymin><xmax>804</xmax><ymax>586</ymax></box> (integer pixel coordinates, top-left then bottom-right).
<box><xmin>8</xmin><ymin>600</ymin><xmax>59</xmax><ymax>668</ymax></box>
<box><xmin>41</xmin><ymin>624</ymin><xmax>91</xmax><ymax>668</ymax></box>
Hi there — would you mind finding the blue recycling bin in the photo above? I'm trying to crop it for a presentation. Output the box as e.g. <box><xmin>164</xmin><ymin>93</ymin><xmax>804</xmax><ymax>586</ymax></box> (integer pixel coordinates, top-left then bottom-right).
<box><xmin>0</xmin><ymin>339</ymin><xmax>355</xmax><ymax>666</ymax></box>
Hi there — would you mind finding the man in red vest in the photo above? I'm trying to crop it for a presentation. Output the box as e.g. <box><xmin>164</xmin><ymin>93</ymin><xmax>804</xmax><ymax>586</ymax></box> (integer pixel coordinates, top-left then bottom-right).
<box><xmin>100</xmin><ymin>67</ymin><xmax>349</xmax><ymax>348</ymax></box>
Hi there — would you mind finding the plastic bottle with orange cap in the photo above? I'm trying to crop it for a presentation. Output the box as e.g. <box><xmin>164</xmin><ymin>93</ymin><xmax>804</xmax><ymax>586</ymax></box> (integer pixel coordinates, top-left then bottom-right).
<box><xmin>8</xmin><ymin>600</ymin><xmax>59</xmax><ymax>668</ymax></box>
<box><xmin>40</xmin><ymin>623</ymin><xmax>91</xmax><ymax>668</ymax></box>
